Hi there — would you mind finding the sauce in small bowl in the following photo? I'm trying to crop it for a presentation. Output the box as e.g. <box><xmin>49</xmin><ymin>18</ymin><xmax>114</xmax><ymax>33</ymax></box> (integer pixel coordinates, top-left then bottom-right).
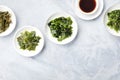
<box><xmin>78</xmin><ymin>0</ymin><xmax>99</xmax><ymax>15</ymax></box>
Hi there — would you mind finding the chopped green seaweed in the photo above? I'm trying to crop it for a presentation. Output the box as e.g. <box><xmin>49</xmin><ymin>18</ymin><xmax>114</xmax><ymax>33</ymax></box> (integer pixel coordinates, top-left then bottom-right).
<box><xmin>48</xmin><ymin>17</ymin><xmax>73</xmax><ymax>41</ymax></box>
<box><xmin>17</xmin><ymin>31</ymin><xmax>41</xmax><ymax>51</ymax></box>
<box><xmin>107</xmin><ymin>10</ymin><xmax>120</xmax><ymax>32</ymax></box>
<box><xmin>0</xmin><ymin>11</ymin><xmax>11</xmax><ymax>33</ymax></box>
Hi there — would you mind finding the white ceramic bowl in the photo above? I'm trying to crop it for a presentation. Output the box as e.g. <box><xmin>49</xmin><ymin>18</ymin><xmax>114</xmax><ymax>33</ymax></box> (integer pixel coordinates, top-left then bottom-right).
<box><xmin>0</xmin><ymin>5</ymin><xmax>16</xmax><ymax>37</ymax></box>
<box><xmin>74</xmin><ymin>0</ymin><xmax>104</xmax><ymax>20</ymax></box>
<box><xmin>46</xmin><ymin>12</ymin><xmax>78</xmax><ymax>45</ymax></box>
<box><xmin>104</xmin><ymin>3</ymin><xmax>120</xmax><ymax>36</ymax></box>
<box><xmin>14</xmin><ymin>26</ymin><xmax>44</xmax><ymax>57</ymax></box>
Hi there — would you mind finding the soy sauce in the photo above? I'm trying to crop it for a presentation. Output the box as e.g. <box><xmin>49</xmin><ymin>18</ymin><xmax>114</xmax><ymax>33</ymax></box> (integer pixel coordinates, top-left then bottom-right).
<box><xmin>79</xmin><ymin>0</ymin><xmax>96</xmax><ymax>13</ymax></box>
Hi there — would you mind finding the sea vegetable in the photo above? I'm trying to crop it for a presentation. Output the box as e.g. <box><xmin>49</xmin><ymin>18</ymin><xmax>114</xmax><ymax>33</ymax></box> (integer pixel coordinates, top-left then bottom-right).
<box><xmin>48</xmin><ymin>17</ymin><xmax>73</xmax><ymax>41</ymax></box>
<box><xmin>107</xmin><ymin>10</ymin><xmax>120</xmax><ymax>32</ymax></box>
<box><xmin>0</xmin><ymin>11</ymin><xmax>11</xmax><ymax>33</ymax></box>
<box><xmin>17</xmin><ymin>31</ymin><xmax>41</xmax><ymax>51</ymax></box>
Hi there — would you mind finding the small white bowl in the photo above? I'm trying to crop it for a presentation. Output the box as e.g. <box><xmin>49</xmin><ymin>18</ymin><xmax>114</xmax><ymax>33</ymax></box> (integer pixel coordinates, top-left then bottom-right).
<box><xmin>14</xmin><ymin>26</ymin><xmax>44</xmax><ymax>57</ymax></box>
<box><xmin>74</xmin><ymin>0</ymin><xmax>104</xmax><ymax>20</ymax></box>
<box><xmin>46</xmin><ymin>12</ymin><xmax>78</xmax><ymax>45</ymax></box>
<box><xmin>77</xmin><ymin>0</ymin><xmax>99</xmax><ymax>15</ymax></box>
<box><xmin>0</xmin><ymin>5</ymin><xmax>16</xmax><ymax>37</ymax></box>
<box><xmin>104</xmin><ymin>3</ymin><xmax>120</xmax><ymax>36</ymax></box>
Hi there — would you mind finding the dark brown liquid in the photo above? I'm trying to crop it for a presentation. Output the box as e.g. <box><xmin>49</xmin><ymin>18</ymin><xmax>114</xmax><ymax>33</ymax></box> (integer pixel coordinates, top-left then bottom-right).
<box><xmin>79</xmin><ymin>0</ymin><xmax>96</xmax><ymax>13</ymax></box>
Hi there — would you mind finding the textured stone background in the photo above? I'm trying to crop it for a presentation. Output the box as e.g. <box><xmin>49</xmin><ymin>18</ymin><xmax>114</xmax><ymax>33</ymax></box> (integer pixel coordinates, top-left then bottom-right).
<box><xmin>0</xmin><ymin>0</ymin><xmax>120</xmax><ymax>80</ymax></box>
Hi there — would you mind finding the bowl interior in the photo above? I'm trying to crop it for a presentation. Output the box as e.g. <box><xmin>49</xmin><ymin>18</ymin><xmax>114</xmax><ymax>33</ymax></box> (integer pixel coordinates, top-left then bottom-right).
<box><xmin>77</xmin><ymin>0</ymin><xmax>99</xmax><ymax>15</ymax></box>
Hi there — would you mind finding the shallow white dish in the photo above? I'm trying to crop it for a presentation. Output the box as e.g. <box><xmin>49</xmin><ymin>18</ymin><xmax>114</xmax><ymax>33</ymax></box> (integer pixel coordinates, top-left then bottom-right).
<box><xmin>46</xmin><ymin>12</ymin><xmax>78</xmax><ymax>45</ymax></box>
<box><xmin>74</xmin><ymin>0</ymin><xmax>104</xmax><ymax>20</ymax></box>
<box><xmin>14</xmin><ymin>26</ymin><xmax>44</xmax><ymax>57</ymax></box>
<box><xmin>0</xmin><ymin>5</ymin><xmax>16</xmax><ymax>37</ymax></box>
<box><xmin>104</xmin><ymin>3</ymin><xmax>120</xmax><ymax>36</ymax></box>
